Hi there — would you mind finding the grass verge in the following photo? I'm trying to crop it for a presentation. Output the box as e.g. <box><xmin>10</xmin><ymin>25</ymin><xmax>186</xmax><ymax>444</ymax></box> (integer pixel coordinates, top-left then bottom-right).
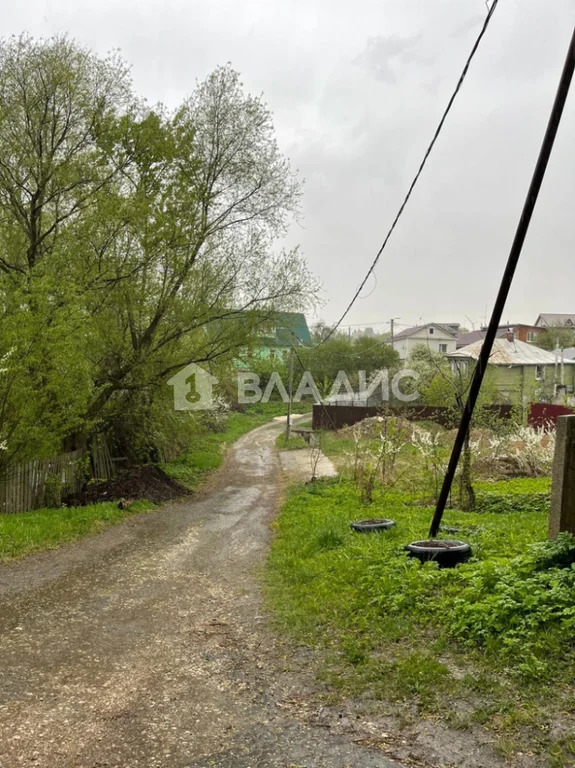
<box><xmin>0</xmin><ymin>401</ymin><xmax>308</xmax><ymax>563</ymax></box>
<box><xmin>275</xmin><ymin>433</ymin><xmax>309</xmax><ymax>450</ymax></box>
<box><xmin>0</xmin><ymin>500</ymin><xmax>153</xmax><ymax>563</ymax></box>
<box><xmin>266</xmin><ymin>476</ymin><xmax>575</xmax><ymax>766</ymax></box>
<box><xmin>163</xmin><ymin>402</ymin><xmax>310</xmax><ymax>490</ymax></box>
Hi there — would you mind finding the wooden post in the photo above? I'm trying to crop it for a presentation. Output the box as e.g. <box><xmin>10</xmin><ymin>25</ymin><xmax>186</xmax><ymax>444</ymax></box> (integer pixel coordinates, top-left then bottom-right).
<box><xmin>549</xmin><ymin>415</ymin><xmax>575</xmax><ymax>538</ymax></box>
<box><xmin>286</xmin><ymin>337</ymin><xmax>294</xmax><ymax>441</ymax></box>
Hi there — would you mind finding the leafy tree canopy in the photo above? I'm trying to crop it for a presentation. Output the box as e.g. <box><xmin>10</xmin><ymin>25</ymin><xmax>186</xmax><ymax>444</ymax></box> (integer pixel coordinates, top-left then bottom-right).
<box><xmin>0</xmin><ymin>35</ymin><xmax>318</xmax><ymax>465</ymax></box>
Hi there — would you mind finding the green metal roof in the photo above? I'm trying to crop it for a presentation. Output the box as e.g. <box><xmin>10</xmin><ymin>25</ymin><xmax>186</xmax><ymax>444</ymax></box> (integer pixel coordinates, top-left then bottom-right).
<box><xmin>260</xmin><ymin>312</ymin><xmax>312</xmax><ymax>348</ymax></box>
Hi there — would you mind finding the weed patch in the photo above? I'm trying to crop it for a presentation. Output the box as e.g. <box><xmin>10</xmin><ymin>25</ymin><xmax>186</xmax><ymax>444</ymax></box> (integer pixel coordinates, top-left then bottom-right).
<box><xmin>276</xmin><ymin>433</ymin><xmax>309</xmax><ymax>450</ymax></box>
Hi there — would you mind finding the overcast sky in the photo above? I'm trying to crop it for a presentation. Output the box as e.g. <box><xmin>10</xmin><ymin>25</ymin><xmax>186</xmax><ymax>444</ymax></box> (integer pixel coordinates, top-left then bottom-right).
<box><xmin>4</xmin><ymin>0</ymin><xmax>574</xmax><ymax>334</ymax></box>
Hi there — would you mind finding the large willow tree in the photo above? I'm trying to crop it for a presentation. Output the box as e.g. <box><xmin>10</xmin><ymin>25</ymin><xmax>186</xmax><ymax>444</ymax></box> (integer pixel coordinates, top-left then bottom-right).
<box><xmin>0</xmin><ymin>35</ymin><xmax>316</xmax><ymax>465</ymax></box>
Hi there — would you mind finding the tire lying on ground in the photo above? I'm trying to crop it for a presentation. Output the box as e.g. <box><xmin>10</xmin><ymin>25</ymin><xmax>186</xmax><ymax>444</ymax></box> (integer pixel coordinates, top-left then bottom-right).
<box><xmin>350</xmin><ymin>519</ymin><xmax>396</xmax><ymax>533</ymax></box>
<box><xmin>406</xmin><ymin>539</ymin><xmax>471</xmax><ymax>568</ymax></box>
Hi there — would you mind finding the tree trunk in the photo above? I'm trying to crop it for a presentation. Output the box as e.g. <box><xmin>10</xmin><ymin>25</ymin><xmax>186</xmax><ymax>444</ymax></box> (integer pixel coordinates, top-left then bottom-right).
<box><xmin>459</xmin><ymin>431</ymin><xmax>476</xmax><ymax>511</ymax></box>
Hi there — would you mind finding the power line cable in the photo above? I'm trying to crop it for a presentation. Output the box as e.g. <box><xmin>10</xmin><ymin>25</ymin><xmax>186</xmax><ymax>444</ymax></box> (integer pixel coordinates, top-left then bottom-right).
<box><xmin>429</xmin><ymin>23</ymin><xmax>575</xmax><ymax>537</ymax></box>
<box><xmin>314</xmin><ymin>319</ymin><xmax>415</xmax><ymax>330</ymax></box>
<box><xmin>356</xmin><ymin>271</ymin><xmax>378</xmax><ymax>300</ymax></box>
<box><xmin>317</xmin><ymin>0</ymin><xmax>500</xmax><ymax>347</ymax></box>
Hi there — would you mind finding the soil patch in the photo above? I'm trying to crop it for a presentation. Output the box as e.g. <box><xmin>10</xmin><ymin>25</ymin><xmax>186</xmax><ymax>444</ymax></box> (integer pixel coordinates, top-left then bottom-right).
<box><xmin>65</xmin><ymin>464</ymin><xmax>190</xmax><ymax>506</ymax></box>
<box><xmin>278</xmin><ymin>448</ymin><xmax>337</xmax><ymax>483</ymax></box>
<box><xmin>411</xmin><ymin>539</ymin><xmax>464</xmax><ymax>549</ymax></box>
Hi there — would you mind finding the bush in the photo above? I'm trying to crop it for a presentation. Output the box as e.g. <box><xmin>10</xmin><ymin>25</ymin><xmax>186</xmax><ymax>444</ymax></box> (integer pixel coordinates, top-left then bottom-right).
<box><xmin>474</xmin><ymin>491</ymin><xmax>550</xmax><ymax>514</ymax></box>
<box><xmin>448</xmin><ymin>534</ymin><xmax>575</xmax><ymax>679</ymax></box>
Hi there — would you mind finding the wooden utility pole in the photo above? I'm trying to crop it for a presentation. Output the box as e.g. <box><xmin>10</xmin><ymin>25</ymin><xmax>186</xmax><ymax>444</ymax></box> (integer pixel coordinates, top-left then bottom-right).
<box><xmin>286</xmin><ymin>336</ymin><xmax>295</xmax><ymax>440</ymax></box>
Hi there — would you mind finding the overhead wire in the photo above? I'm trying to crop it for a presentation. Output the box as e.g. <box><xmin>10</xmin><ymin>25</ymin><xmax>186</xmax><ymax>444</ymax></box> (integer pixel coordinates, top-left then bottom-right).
<box><xmin>316</xmin><ymin>0</ymin><xmax>500</xmax><ymax>347</ymax></box>
<box><xmin>356</xmin><ymin>271</ymin><xmax>378</xmax><ymax>300</ymax></box>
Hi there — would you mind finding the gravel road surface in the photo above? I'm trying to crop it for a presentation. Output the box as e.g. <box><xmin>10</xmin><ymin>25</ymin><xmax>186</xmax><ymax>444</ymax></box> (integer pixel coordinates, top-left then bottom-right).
<box><xmin>0</xmin><ymin>421</ymin><xmax>403</xmax><ymax>768</ymax></box>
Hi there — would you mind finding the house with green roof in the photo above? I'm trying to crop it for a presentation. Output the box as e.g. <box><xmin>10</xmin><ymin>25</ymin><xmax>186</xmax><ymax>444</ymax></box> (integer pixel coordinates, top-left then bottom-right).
<box><xmin>239</xmin><ymin>312</ymin><xmax>312</xmax><ymax>365</ymax></box>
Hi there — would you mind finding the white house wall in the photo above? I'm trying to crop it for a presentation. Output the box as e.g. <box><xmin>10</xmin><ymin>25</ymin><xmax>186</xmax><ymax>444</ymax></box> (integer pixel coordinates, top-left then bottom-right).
<box><xmin>395</xmin><ymin>329</ymin><xmax>457</xmax><ymax>360</ymax></box>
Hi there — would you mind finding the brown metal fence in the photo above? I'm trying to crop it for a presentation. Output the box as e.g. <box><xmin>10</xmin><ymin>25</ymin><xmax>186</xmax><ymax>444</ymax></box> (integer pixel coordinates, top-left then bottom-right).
<box><xmin>312</xmin><ymin>404</ymin><xmax>513</xmax><ymax>430</ymax></box>
<box><xmin>0</xmin><ymin>435</ymin><xmax>115</xmax><ymax>514</ymax></box>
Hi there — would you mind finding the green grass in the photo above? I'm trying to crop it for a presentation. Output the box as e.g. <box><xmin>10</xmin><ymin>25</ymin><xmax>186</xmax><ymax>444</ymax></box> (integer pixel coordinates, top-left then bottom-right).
<box><xmin>320</xmin><ymin>431</ymin><xmax>357</xmax><ymax>458</ymax></box>
<box><xmin>474</xmin><ymin>477</ymin><xmax>552</xmax><ymax>494</ymax></box>
<box><xmin>276</xmin><ymin>433</ymin><xmax>309</xmax><ymax>450</ymax></box>
<box><xmin>266</xmin><ymin>477</ymin><xmax>575</xmax><ymax>765</ymax></box>
<box><xmin>474</xmin><ymin>477</ymin><xmax>551</xmax><ymax>514</ymax></box>
<box><xmin>0</xmin><ymin>500</ymin><xmax>153</xmax><ymax>562</ymax></box>
<box><xmin>0</xmin><ymin>401</ymin><xmax>305</xmax><ymax>563</ymax></box>
<box><xmin>163</xmin><ymin>402</ymin><xmax>311</xmax><ymax>490</ymax></box>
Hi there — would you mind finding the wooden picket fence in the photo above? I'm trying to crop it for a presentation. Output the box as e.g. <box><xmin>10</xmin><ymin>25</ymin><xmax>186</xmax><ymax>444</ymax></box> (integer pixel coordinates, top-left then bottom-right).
<box><xmin>0</xmin><ymin>436</ymin><xmax>115</xmax><ymax>514</ymax></box>
<box><xmin>91</xmin><ymin>433</ymin><xmax>115</xmax><ymax>481</ymax></box>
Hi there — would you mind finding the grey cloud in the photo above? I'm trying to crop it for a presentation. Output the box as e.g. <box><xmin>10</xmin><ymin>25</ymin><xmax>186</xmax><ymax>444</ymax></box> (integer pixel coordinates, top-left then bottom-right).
<box><xmin>450</xmin><ymin>15</ymin><xmax>486</xmax><ymax>40</ymax></box>
<box><xmin>1</xmin><ymin>0</ymin><xmax>574</xmax><ymax>330</ymax></box>
<box><xmin>357</xmin><ymin>34</ymin><xmax>422</xmax><ymax>83</ymax></box>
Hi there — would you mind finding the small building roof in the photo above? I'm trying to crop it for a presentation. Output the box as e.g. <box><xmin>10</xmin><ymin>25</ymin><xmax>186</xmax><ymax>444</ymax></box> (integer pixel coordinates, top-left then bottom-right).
<box><xmin>456</xmin><ymin>329</ymin><xmax>504</xmax><ymax>348</ymax></box>
<box><xmin>261</xmin><ymin>312</ymin><xmax>312</xmax><ymax>347</ymax></box>
<box><xmin>394</xmin><ymin>322</ymin><xmax>458</xmax><ymax>341</ymax></box>
<box><xmin>535</xmin><ymin>313</ymin><xmax>575</xmax><ymax>328</ymax></box>
<box><xmin>455</xmin><ymin>325</ymin><xmax>539</xmax><ymax>349</ymax></box>
<box><xmin>448</xmin><ymin>337</ymin><xmax>575</xmax><ymax>366</ymax></box>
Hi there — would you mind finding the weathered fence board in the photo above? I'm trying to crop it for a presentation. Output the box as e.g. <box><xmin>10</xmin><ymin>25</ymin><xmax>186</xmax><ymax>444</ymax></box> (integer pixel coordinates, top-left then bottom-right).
<box><xmin>91</xmin><ymin>434</ymin><xmax>115</xmax><ymax>481</ymax></box>
<box><xmin>529</xmin><ymin>403</ymin><xmax>575</xmax><ymax>429</ymax></box>
<box><xmin>0</xmin><ymin>435</ymin><xmax>115</xmax><ymax>514</ymax></box>
<box><xmin>313</xmin><ymin>402</ymin><xmax>574</xmax><ymax>431</ymax></box>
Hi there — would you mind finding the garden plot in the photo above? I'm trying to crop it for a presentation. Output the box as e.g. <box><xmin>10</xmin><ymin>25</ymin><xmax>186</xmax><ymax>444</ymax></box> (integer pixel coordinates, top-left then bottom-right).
<box><xmin>267</xmin><ymin>415</ymin><xmax>575</xmax><ymax>767</ymax></box>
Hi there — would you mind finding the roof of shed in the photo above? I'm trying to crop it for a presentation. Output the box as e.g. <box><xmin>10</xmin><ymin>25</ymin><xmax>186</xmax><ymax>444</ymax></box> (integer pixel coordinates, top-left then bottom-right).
<box><xmin>260</xmin><ymin>312</ymin><xmax>312</xmax><ymax>347</ymax></box>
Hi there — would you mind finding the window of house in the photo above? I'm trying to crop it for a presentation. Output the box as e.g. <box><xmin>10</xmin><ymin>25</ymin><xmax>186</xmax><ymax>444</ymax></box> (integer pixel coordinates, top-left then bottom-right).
<box><xmin>526</xmin><ymin>332</ymin><xmax>534</xmax><ymax>342</ymax></box>
<box><xmin>429</xmin><ymin>327</ymin><xmax>434</xmax><ymax>334</ymax></box>
<box><xmin>535</xmin><ymin>365</ymin><xmax>545</xmax><ymax>381</ymax></box>
<box><xmin>439</xmin><ymin>343</ymin><xmax>448</xmax><ymax>353</ymax></box>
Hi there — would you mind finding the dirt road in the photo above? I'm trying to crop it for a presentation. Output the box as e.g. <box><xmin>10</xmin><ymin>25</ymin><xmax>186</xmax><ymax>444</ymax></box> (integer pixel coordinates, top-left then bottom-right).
<box><xmin>0</xmin><ymin>421</ymin><xmax>402</xmax><ymax>768</ymax></box>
